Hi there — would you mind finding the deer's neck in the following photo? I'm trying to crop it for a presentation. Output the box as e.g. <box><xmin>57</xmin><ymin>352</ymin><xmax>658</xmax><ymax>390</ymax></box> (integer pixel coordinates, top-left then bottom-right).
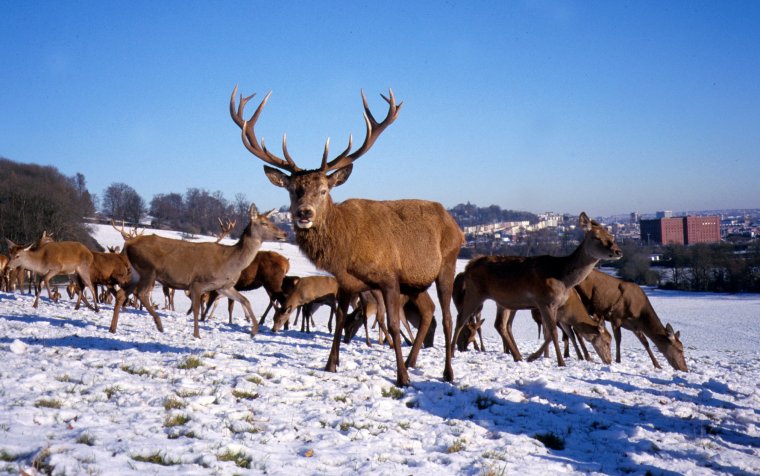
<box><xmin>234</xmin><ymin>223</ymin><xmax>263</xmax><ymax>261</ymax></box>
<box><xmin>294</xmin><ymin>202</ymin><xmax>345</xmax><ymax>274</ymax></box>
<box><xmin>559</xmin><ymin>238</ymin><xmax>600</xmax><ymax>289</ymax></box>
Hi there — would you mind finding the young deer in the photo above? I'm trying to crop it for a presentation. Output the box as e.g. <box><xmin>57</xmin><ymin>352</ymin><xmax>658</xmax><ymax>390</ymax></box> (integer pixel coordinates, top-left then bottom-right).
<box><xmin>270</xmin><ymin>275</ymin><xmax>339</xmax><ymax>332</ymax></box>
<box><xmin>231</xmin><ymin>86</ymin><xmax>463</xmax><ymax>386</ymax></box>
<box><xmin>453</xmin><ymin>213</ymin><xmax>622</xmax><ymax>367</ymax></box>
<box><xmin>5</xmin><ymin>238</ymin><xmax>99</xmax><ymax>311</ymax></box>
<box><xmin>110</xmin><ymin>204</ymin><xmax>286</xmax><ymax>338</ymax></box>
<box><xmin>575</xmin><ymin>269</ymin><xmax>688</xmax><ymax>371</ymax></box>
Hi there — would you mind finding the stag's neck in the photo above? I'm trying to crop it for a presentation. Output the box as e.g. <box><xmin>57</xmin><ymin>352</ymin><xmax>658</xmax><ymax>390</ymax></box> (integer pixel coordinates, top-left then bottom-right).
<box><xmin>294</xmin><ymin>202</ymin><xmax>344</xmax><ymax>274</ymax></box>
<box><xmin>559</xmin><ymin>239</ymin><xmax>601</xmax><ymax>289</ymax></box>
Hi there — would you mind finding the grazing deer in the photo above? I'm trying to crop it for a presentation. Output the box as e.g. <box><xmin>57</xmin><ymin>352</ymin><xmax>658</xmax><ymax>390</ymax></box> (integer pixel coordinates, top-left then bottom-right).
<box><xmin>270</xmin><ymin>275</ymin><xmax>339</xmax><ymax>332</ymax></box>
<box><xmin>231</xmin><ymin>86</ymin><xmax>463</xmax><ymax>386</ymax></box>
<box><xmin>202</xmin><ymin>250</ymin><xmax>290</xmax><ymax>325</ymax></box>
<box><xmin>110</xmin><ymin>204</ymin><xmax>286</xmax><ymax>338</ymax></box>
<box><xmin>453</xmin><ymin>213</ymin><xmax>621</xmax><ymax>367</ymax></box>
<box><xmin>5</xmin><ymin>238</ymin><xmax>99</xmax><ymax>311</ymax></box>
<box><xmin>575</xmin><ymin>269</ymin><xmax>688</xmax><ymax>371</ymax></box>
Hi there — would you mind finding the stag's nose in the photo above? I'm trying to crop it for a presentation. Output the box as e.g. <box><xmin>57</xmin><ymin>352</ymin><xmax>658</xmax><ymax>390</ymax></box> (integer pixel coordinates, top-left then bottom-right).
<box><xmin>297</xmin><ymin>207</ymin><xmax>314</xmax><ymax>220</ymax></box>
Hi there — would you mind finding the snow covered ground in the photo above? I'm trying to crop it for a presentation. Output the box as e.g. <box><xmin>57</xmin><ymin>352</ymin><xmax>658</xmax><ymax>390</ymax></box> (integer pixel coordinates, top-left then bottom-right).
<box><xmin>0</xmin><ymin>224</ymin><xmax>758</xmax><ymax>475</ymax></box>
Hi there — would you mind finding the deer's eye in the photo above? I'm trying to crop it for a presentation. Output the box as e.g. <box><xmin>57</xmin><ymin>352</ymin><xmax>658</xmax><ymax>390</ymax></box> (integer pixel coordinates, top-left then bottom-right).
<box><xmin>320</xmin><ymin>189</ymin><xmax>327</xmax><ymax>196</ymax></box>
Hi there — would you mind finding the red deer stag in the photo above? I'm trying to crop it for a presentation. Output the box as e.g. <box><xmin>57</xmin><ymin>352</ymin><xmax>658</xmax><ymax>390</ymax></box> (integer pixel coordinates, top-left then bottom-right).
<box><xmin>202</xmin><ymin>250</ymin><xmax>290</xmax><ymax>325</ymax></box>
<box><xmin>110</xmin><ymin>204</ymin><xmax>286</xmax><ymax>338</ymax></box>
<box><xmin>575</xmin><ymin>269</ymin><xmax>688</xmax><ymax>371</ymax></box>
<box><xmin>5</xmin><ymin>238</ymin><xmax>99</xmax><ymax>311</ymax></box>
<box><xmin>452</xmin><ymin>213</ymin><xmax>621</xmax><ymax>367</ymax></box>
<box><xmin>231</xmin><ymin>86</ymin><xmax>463</xmax><ymax>386</ymax></box>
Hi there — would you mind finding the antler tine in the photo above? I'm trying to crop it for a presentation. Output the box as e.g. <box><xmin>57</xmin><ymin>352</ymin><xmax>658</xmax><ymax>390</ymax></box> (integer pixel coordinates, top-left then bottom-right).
<box><xmin>231</xmin><ymin>86</ymin><xmax>302</xmax><ymax>172</ymax></box>
<box><xmin>323</xmin><ymin>88</ymin><xmax>402</xmax><ymax>172</ymax></box>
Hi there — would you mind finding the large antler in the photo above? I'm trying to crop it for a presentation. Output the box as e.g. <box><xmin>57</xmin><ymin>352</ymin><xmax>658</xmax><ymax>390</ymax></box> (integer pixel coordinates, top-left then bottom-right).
<box><xmin>230</xmin><ymin>85</ymin><xmax>402</xmax><ymax>173</ymax></box>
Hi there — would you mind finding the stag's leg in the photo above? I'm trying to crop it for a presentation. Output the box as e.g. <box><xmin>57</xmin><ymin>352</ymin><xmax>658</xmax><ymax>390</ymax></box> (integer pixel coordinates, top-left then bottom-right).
<box><xmin>404</xmin><ymin>293</ymin><xmax>432</xmax><ymax>369</ymax></box>
<box><xmin>381</xmin><ymin>283</ymin><xmax>410</xmax><ymax>387</ymax></box>
<box><xmin>325</xmin><ymin>290</ymin><xmax>352</xmax><ymax>373</ymax></box>
<box><xmin>218</xmin><ymin>287</ymin><xmax>259</xmax><ymax>336</ymax></box>
<box><xmin>133</xmin><ymin>275</ymin><xmax>164</xmax><ymax>333</ymax></box>
<box><xmin>437</xmin><ymin>262</ymin><xmax>458</xmax><ymax>383</ymax></box>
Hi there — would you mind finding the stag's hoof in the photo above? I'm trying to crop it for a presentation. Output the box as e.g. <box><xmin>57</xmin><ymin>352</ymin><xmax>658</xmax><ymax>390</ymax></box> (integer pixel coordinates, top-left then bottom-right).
<box><xmin>395</xmin><ymin>377</ymin><xmax>410</xmax><ymax>388</ymax></box>
<box><xmin>443</xmin><ymin>366</ymin><xmax>454</xmax><ymax>382</ymax></box>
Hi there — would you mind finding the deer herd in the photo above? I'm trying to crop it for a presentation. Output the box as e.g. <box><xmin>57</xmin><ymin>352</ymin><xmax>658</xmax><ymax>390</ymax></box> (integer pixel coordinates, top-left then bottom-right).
<box><xmin>0</xmin><ymin>86</ymin><xmax>688</xmax><ymax>387</ymax></box>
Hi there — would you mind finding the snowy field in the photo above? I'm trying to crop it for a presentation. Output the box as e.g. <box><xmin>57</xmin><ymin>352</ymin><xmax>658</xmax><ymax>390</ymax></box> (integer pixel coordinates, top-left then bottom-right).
<box><xmin>0</xmin><ymin>224</ymin><xmax>758</xmax><ymax>475</ymax></box>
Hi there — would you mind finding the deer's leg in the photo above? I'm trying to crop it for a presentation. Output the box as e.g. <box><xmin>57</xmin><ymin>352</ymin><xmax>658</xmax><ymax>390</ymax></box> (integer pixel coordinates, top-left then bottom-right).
<box><xmin>381</xmin><ymin>283</ymin><xmax>409</xmax><ymax>387</ymax></box>
<box><xmin>77</xmin><ymin>270</ymin><xmax>99</xmax><ymax>312</ymax></box>
<box><xmin>134</xmin><ymin>275</ymin><xmax>163</xmax><ymax>333</ymax></box>
<box><xmin>33</xmin><ymin>272</ymin><xmax>54</xmax><ymax>308</ymax></box>
<box><xmin>404</xmin><ymin>293</ymin><xmax>431</xmax><ymax>369</ymax></box>
<box><xmin>561</xmin><ymin>323</ymin><xmax>584</xmax><ymax>360</ymax></box>
<box><xmin>633</xmin><ymin>330</ymin><xmax>662</xmax><ymax>369</ymax></box>
<box><xmin>499</xmin><ymin>308</ymin><xmax>523</xmax><ymax>361</ymax></box>
<box><xmin>218</xmin><ymin>287</ymin><xmax>258</xmax><ymax>336</ymax></box>
<box><xmin>577</xmin><ymin>334</ymin><xmax>592</xmax><ymax>361</ymax></box>
<box><xmin>259</xmin><ymin>299</ymin><xmax>274</xmax><ymax>326</ymax></box>
<box><xmin>325</xmin><ymin>289</ymin><xmax>352</xmax><ymax>373</ymax></box>
<box><xmin>613</xmin><ymin>325</ymin><xmax>623</xmax><ymax>363</ymax></box>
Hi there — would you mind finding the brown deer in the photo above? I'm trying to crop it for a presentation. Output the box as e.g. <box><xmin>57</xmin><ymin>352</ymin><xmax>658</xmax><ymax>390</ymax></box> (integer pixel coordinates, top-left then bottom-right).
<box><xmin>5</xmin><ymin>238</ymin><xmax>99</xmax><ymax>311</ymax></box>
<box><xmin>270</xmin><ymin>275</ymin><xmax>339</xmax><ymax>332</ymax></box>
<box><xmin>71</xmin><ymin>250</ymin><xmax>132</xmax><ymax>308</ymax></box>
<box><xmin>575</xmin><ymin>269</ymin><xmax>688</xmax><ymax>371</ymax></box>
<box><xmin>202</xmin><ymin>250</ymin><xmax>290</xmax><ymax>325</ymax></box>
<box><xmin>452</xmin><ymin>213</ymin><xmax>621</xmax><ymax>367</ymax></box>
<box><xmin>110</xmin><ymin>204</ymin><xmax>286</xmax><ymax>338</ymax></box>
<box><xmin>231</xmin><ymin>86</ymin><xmax>463</xmax><ymax>386</ymax></box>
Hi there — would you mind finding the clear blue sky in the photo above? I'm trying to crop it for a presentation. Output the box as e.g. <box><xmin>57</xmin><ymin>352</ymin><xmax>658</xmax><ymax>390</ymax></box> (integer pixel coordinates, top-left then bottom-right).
<box><xmin>1</xmin><ymin>1</ymin><xmax>758</xmax><ymax>217</ymax></box>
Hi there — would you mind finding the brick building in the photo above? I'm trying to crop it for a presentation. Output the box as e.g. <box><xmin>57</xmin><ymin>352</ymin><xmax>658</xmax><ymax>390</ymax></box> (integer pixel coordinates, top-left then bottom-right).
<box><xmin>640</xmin><ymin>216</ymin><xmax>720</xmax><ymax>245</ymax></box>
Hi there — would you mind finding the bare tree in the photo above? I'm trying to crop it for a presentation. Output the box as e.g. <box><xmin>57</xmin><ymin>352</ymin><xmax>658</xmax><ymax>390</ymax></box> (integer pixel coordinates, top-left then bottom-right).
<box><xmin>102</xmin><ymin>182</ymin><xmax>145</xmax><ymax>223</ymax></box>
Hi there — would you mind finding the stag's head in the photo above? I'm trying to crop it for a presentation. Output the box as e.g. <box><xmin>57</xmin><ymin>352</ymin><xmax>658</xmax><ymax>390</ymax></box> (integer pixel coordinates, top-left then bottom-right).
<box><xmin>578</xmin><ymin>212</ymin><xmax>623</xmax><ymax>261</ymax></box>
<box><xmin>230</xmin><ymin>86</ymin><xmax>402</xmax><ymax>230</ymax></box>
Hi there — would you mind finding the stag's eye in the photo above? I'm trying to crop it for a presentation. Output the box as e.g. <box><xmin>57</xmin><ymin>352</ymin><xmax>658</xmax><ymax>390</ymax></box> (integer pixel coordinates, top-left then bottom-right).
<box><xmin>320</xmin><ymin>189</ymin><xmax>327</xmax><ymax>196</ymax></box>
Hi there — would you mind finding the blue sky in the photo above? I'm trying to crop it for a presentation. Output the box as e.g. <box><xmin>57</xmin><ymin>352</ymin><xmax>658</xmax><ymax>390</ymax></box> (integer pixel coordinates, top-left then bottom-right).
<box><xmin>1</xmin><ymin>1</ymin><xmax>758</xmax><ymax>217</ymax></box>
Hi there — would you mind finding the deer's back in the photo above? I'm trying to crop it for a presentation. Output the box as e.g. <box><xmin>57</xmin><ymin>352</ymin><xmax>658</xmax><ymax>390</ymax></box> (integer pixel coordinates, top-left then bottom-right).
<box><xmin>34</xmin><ymin>242</ymin><xmax>93</xmax><ymax>273</ymax></box>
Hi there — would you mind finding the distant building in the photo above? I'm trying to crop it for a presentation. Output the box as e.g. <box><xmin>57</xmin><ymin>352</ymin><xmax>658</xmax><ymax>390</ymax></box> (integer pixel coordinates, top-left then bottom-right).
<box><xmin>640</xmin><ymin>215</ymin><xmax>720</xmax><ymax>245</ymax></box>
<box><xmin>656</xmin><ymin>210</ymin><xmax>673</xmax><ymax>219</ymax></box>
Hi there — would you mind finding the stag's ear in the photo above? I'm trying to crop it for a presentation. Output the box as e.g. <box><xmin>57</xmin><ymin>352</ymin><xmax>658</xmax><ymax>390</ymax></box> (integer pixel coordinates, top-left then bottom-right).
<box><xmin>248</xmin><ymin>203</ymin><xmax>259</xmax><ymax>219</ymax></box>
<box><xmin>328</xmin><ymin>164</ymin><xmax>353</xmax><ymax>188</ymax></box>
<box><xmin>579</xmin><ymin>212</ymin><xmax>591</xmax><ymax>231</ymax></box>
<box><xmin>264</xmin><ymin>166</ymin><xmax>290</xmax><ymax>188</ymax></box>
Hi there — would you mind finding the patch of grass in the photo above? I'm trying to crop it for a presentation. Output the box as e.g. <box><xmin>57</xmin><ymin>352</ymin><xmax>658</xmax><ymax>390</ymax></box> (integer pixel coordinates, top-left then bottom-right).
<box><xmin>34</xmin><ymin>398</ymin><xmax>62</xmax><ymax>409</ymax></box>
<box><xmin>217</xmin><ymin>449</ymin><xmax>251</xmax><ymax>469</ymax></box>
<box><xmin>76</xmin><ymin>432</ymin><xmax>96</xmax><ymax>446</ymax></box>
<box><xmin>32</xmin><ymin>447</ymin><xmax>53</xmax><ymax>474</ymax></box>
<box><xmin>446</xmin><ymin>438</ymin><xmax>466</xmax><ymax>453</ymax></box>
<box><xmin>120</xmin><ymin>365</ymin><xmax>151</xmax><ymax>377</ymax></box>
<box><xmin>405</xmin><ymin>400</ymin><xmax>419</xmax><ymax>409</ymax></box>
<box><xmin>178</xmin><ymin>355</ymin><xmax>203</xmax><ymax>370</ymax></box>
<box><xmin>482</xmin><ymin>450</ymin><xmax>507</xmax><ymax>461</ymax></box>
<box><xmin>131</xmin><ymin>451</ymin><xmax>178</xmax><ymax>466</ymax></box>
<box><xmin>246</xmin><ymin>375</ymin><xmax>263</xmax><ymax>385</ymax></box>
<box><xmin>175</xmin><ymin>388</ymin><xmax>202</xmax><ymax>398</ymax></box>
<box><xmin>381</xmin><ymin>386</ymin><xmax>404</xmax><ymax>400</ymax></box>
<box><xmin>55</xmin><ymin>374</ymin><xmax>71</xmax><ymax>383</ymax></box>
<box><xmin>163</xmin><ymin>414</ymin><xmax>190</xmax><ymax>428</ymax></box>
<box><xmin>398</xmin><ymin>421</ymin><xmax>411</xmax><ymax>431</ymax></box>
<box><xmin>163</xmin><ymin>397</ymin><xmax>186</xmax><ymax>410</ymax></box>
<box><xmin>334</xmin><ymin>395</ymin><xmax>348</xmax><ymax>403</ymax></box>
<box><xmin>258</xmin><ymin>370</ymin><xmax>275</xmax><ymax>379</ymax></box>
<box><xmin>533</xmin><ymin>432</ymin><xmax>565</xmax><ymax>450</ymax></box>
<box><xmin>202</xmin><ymin>351</ymin><xmax>216</xmax><ymax>358</ymax></box>
<box><xmin>232</xmin><ymin>389</ymin><xmax>259</xmax><ymax>400</ymax></box>
<box><xmin>475</xmin><ymin>395</ymin><xmax>497</xmax><ymax>410</ymax></box>
<box><xmin>0</xmin><ymin>450</ymin><xmax>16</xmax><ymax>462</ymax></box>
<box><xmin>480</xmin><ymin>462</ymin><xmax>508</xmax><ymax>476</ymax></box>
<box><xmin>104</xmin><ymin>385</ymin><xmax>122</xmax><ymax>400</ymax></box>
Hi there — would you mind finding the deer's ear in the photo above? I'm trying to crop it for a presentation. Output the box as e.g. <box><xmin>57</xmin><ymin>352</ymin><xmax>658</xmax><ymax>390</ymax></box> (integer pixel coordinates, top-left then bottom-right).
<box><xmin>264</xmin><ymin>166</ymin><xmax>290</xmax><ymax>188</ymax></box>
<box><xmin>579</xmin><ymin>212</ymin><xmax>591</xmax><ymax>231</ymax></box>
<box><xmin>328</xmin><ymin>165</ymin><xmax>353</xmax><ymax>188</ymax></box>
